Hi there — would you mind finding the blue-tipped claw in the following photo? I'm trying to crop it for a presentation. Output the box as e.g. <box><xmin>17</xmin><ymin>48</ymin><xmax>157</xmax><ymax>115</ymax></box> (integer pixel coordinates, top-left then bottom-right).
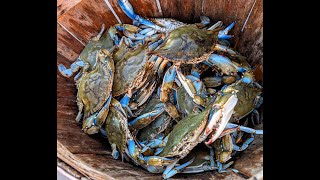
<box><xmin>120</xmin><ymin>93</ymin><xmax>134</xmax><ymax>117</ymax></box>
<box><xmin>118</xmin><ymin>0</ymin><xmax>163</xmax><ymax>31</ymax></box>
<box><xmin>163</xmin><ymin>157</ymin><xmax>195</xmax><ymax>179</ymax></box>
<box><xmin>218</xmin><ymin>22</ymin><xmax>235</xmax><ymax>40</ymax></box>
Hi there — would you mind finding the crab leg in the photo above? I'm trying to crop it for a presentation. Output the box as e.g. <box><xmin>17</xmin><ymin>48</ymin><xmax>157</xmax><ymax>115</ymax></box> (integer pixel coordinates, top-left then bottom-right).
<box><xmin>176</xmin><ymin>68</ymin><xmax>205</xmax><ymax>106</ymax></box>
<box><xmin>233</xmin><ymin>134</ymin><xmax>255</xmax><ymax>151</ymax></box>
<box><xmin>207</xmin><ymin>21</ymin><xmax>223</xmax><ymax>30</ymax></box>
<box><xmin>128</xmin><ymin>107</ymin><xmax>165</xmax><ymax>130</ymax></box>
<box><xmin>119</xmin><ymin>89</ymin><xmax>136</xmax><ymax>117</ymax></box>
<box><xmin>82</xmin><ymin>95</ymin><xmax>112</xmax><ymax>134</ymax></box>
<box><xmin>217</xmin><ymin>161</ymin><xmax>234</xmax><ymax>173</ymax></box>
<box><xmin>160</xmin><ymin>66</ymin><xmax>177</xmax><ymax>102</ymax></box>
<box><xmin>163</xmin><ymin>158</ymin><xmax>195</xmax><ymax>179</ymax></box>
<box><xmin>58</xmin><ymin>59</ymin><xmax>87</xmax><ymax>78</ymax></box>
<box><xmin>218</xmin><ymin>21</ymin><xmax>235</xmax><ymax>40</ymax></box>
<box><xmin>118</xmin><ymin>0</ymin><xmax>165</xmax><ymax>32</ymax></box>
<box><xmin>144</xmin><ymin>156</ymin><xmax>174</xmax><ymax>166</ymax></box>
<box><xmin>135</xmin><ymin>81</ymin><xmax>157</xmax><ymax>107</ymax></box>
<box><xmin>225</xmin><ymin>123</ymin><xmax>263</xmax><ymax>134</ymax></box>
<box><xmin>250</xmin><ymin>109</ymin><xmax>261</xmax><ymax>126</ymax></box>
<box><xmin>213</xmin><ymin>44</ymin><xmax>245</xmax><ymax>59</ymax></box>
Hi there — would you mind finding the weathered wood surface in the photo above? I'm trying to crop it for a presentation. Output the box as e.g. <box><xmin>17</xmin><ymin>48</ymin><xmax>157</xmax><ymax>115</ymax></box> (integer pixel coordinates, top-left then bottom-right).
<box><xmin>57</xmin><ymin>0</ymin><xmax>263</xmax><ymax>179</ymax></box>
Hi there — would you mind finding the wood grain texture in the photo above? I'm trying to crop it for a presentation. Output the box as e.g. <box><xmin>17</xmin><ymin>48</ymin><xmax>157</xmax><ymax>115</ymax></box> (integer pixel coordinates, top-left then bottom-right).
<box><xmin>160</xmin><ymin>0</ymin><xmax>202</xmax><ymax>23</ymax></box>
<box><xmin>57</xmin><ymin>23</ymin><xmax>84</xmax><ymax>64</ymax></box>
<box><xmin>58</xmin><ymin>0</ymin><xmax>120</xmax><ymax>44</ymax></box>
<box><xmin>57</xmin><ymin>0</ymin><xmax>82</xmax><ymax>17</ymax></box>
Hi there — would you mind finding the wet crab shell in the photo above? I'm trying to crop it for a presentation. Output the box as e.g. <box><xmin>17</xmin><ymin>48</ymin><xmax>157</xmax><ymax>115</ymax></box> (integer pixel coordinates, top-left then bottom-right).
<box><xmin>223</xmin><ymin>82</ymin><xmax>262</xmax><ymax>120</ymax></box>
<box><xmin>112</xmin><ymin>43</ymin><xmax>152</xmax><ymax>97</ymax></box>
<box><xmin>158</xmin><ymin>106</ymin><xmax>211</xmax><ymax>158</ymax></box>
<box><xmin>77</xmin><ymin>52</ymin><xmax>114</xmax><ymax>119</ymax></box>
<box><xmin>104</xmin><ymin>98</ymin><xmax>129</xmax><ymax>156</ymax></box>
<box><xmin>78</xmin><ymin>29</ymin><xmax>115</xmax><ymax>72</ymax></box>
<box><xmin>151</xmin><ymin>25</ymin><xmax>220</xmax><ymax>64</ymax></box>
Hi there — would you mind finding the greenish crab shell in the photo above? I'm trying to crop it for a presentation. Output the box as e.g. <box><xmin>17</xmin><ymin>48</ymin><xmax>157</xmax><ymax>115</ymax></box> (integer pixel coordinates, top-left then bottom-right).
<box><xmin>152</xmin><ymin>25</ymin><xmax>219</xmax><ymax>64</ymax></box>
<box><xmin>112</xmin><ymin>43</ymin><xmax>151</xmax><ymax>97</ymax></box>
<box><xmin>223</xmin><ymin>82</ymin><xmax>262</xmax><ymax>120</ymax></box>
<box><xmin>79</xmin><ymin>29</ymin><xmax>115</xmax><ymax>71</ymax></box>
<box><xmin>105</xmin><ymin>98</ymin><xmax>128</xmax><ymax>156</ymax></box>
<box><xmin>212</xmin><ymin>134</ymin><xmax>233</xmax><ymax>163</ymax></box>
<box><xmin>138</xmin><ymin>113</ymin><xmax>171</xmax><ymax>142</ymax></box>
<box><xmin>77</xmin><ymin>51</ymin><xmax>114</xmax><ymax>119</ymax></box>
<box><xmin>176</xmin><ymin>86</ymin><xmax>197</xmax><ymax>115</ymax></box>
<box><xmin>158</xmin><ymin>106</ymin><xmax>211</xmax><ymax>158</ymax></box>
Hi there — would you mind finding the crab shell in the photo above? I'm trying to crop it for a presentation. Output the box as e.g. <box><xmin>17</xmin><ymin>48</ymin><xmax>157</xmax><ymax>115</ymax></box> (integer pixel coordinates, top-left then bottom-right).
<box><xmin>151</xmin><ymin>25</ymin><xmax>221</xmax><ymax>64</ymax></box>
<box><xmin>78</xmin><ymin>28</ymin><xmax>115</xmax><ymax>72</ymax></box>
<box><xmin>104</xmin><ymin>98</ymin><xmax>129</xmax><ymax>156</ymax></box>
<box><xmin>77</xmin><ymin>50</ymin><xmax>114</xmax><ymax>119</ymax></box>
<box><xmin>158</xmin><ymin>106</ymin><xmax>211</xmax><ymax>159</ymax></box>
<box><xmin>138</xmin><ymin>113</ymin><xmax>172</xmax><ymax>142</ymax></box>
<box><xmin>212</xmin><ymin>134</ymin><xmax>233</xmax><ymax>163</ymax></box>
<box><xmin>223</xmin><ymin>81</ymin><xmax>262</xmax><ymax>120</ymax></box>
<box><xmin>112</xmin><ymin>43</ymin><xmax>152</xmax><ymax>97</ymax></box>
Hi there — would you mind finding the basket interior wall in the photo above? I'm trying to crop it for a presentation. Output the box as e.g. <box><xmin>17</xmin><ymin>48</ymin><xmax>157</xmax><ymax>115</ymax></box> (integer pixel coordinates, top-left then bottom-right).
<box><xmin>57</xmin><ymin>0</ymin><xmax>263</xmax><ymax>179</ymax></box>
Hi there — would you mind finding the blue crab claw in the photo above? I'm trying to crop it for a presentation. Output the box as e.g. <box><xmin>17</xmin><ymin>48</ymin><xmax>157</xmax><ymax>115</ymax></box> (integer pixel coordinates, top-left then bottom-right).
<box><xmin>208</xmin><ymin>54</ymin><xmax>246</xmax><ymax>75</ymax></box>
<box><xmin>233</xmin><ymin>134</ymin><xmax>254</xmax><ymax>151</ymax></box>
<box><xmin>118</xmin><ymin>0</ymin><xmax>164</xmax><ymax>31</ymax></box>
<box><xmin>176</xmin><ymin>69</ymin><xmax>205</xmax><ymax>106</ymax></box>
<box><xmin>128</xmin><ymin>107</ymin><xmax>165</xmax><ymax>130</ymax></box>
<box><xmin>120</xmin><ymin>92</ymin><xmax>134</xmax><ymax>117</ymax></box>
<box><xmin>160</xmin><ymin>66</ymin><xmax>177</xmax><ymax>102</ymax></box>
<box><xmin>58</xmin><ymin>59</ymin><xmax>85</xmax><ymax>78</ymax></box>
<box><xmin>163</xmin><ymin>157</ymin><xmax>195</xmax><ymax>179</ymax></box>
<box><xmin>144</xmin><ymin>156</ymin><xmax>174</xmax><ymax>166</ymax></box>
<box><xmin>128</xmin><ymin>139</ymin><xmax>145</xmax><ymax>162</ymax></box>
<box><xmin>218</xmin><ymin>22</ymin><xmax>235</xmax><ymax>40</ymax></box>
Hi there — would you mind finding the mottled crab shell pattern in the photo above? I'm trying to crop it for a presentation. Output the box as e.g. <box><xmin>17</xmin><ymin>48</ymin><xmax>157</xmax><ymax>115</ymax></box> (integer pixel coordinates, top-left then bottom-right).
<box><xmin>77</xmin><ymin>53</ymin><xmax>114</xmax><ymax>119</ymax></box>
<box><xmin>151</xmin><ymin>25</ymin><xmax>219</xmax><ymax>64</ymax></box>
<box><xmin>79</xmin><ymin>30</ymin><xmax>115</xmax><ymax>71</ymax></box>
<box><xmin>112</xmin><ymin>43</ymin><xmax>151</xmax><ymax>96</ymax></box>
<box><xmin>105</xmin><ymin>98</ymin><xmax>128</xmax><ymax>156</ymax></box>
<box><xmin>158</xmin><ymin>106</ymin><xmax>211</xmax><ymax>158</ymax></box>
<box><xmin>224</xmin><ymin>82</ymin><xmax>262</xmax><ymax>119</ymax></box>
<box><xmin>138</xmin><ymin>113</ymin><xmax>172</xmax><ymax>142</ymax></box>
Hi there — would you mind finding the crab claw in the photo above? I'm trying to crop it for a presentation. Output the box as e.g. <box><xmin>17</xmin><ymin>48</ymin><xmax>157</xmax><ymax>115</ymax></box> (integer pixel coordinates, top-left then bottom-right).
<box><xmin>163</xmin><ymin>157</ymin><xmax>195</xmax><ymax>179</ymax></box>
<box><xmin>160</xmin><ymin>66</ymin><xmax>177</xmax><ymax>102</ymax></box>
<box><xmin>218</xmin><ymin>22</ymin><xmax>235</xmax><ymax>40</ymax></box>
<box><xmin>205</xmin><ymin>93</ymin><xmax>238</xmax><ymax>145</ymax></box>
<box><xmin>118</xmin><ymin>0</ymin><xmax>164</xmax><ymax>31</ymax></box>
<box><xmin>208</xmin><ymin>54</ymin><xmax>246</xmax><ymax>75</ymax></box>
<box><xmin>58</xmin><ymin>59</ymin><xmax>85</xmax><ymax>78</ymax></box>
<box><xmin>144</xmin><ymin>156</ymin><xmax>174</xmax><ymax>166</ymax></box>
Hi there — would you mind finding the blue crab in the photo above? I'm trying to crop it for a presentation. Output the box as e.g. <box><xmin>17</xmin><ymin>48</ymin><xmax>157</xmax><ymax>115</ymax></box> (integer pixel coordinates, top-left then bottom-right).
<box><xmin>80</xmin><ymin>48</ymin><xmax>115</xmax><ymax>134</ymax></box>
<box><xmin>58</xmin><ymin>24</ymin><xmax>116</xmax><ymax>81</ymax></box>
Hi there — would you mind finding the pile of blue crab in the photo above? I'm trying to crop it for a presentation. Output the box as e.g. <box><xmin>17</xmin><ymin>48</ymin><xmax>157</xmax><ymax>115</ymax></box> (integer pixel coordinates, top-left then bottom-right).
<box><xmin>58</xmin><ymin>0</ymin><xmax>263</xmax><ymax>179</ymax></box>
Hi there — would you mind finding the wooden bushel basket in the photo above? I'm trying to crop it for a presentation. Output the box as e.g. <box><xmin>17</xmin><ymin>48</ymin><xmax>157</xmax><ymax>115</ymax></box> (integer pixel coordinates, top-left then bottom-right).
<box><xmin>57</xmin><ymin>0</ymin><xmax>263</xmax><ymax>179</ymax></box>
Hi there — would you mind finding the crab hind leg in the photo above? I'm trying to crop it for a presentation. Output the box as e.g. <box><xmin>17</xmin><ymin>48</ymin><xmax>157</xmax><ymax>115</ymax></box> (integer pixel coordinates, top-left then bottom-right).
<box><xmin>233</xmin><ymin>134</ymin><xmax>254</xmax><ymax>151</ymax></box>
<box><xmin>160</xmin><ymin>66</ymin><xmax>177</xmax><ymax>102</ymax></box>
<box><xmin>117</xmin><ymin>0</ymin><xmax>164</xmax><ymax>31</ymax></box>
<box><xmin>163</xmin><ymin>158</ymin><xmax>195</xmax><ymax>179</ymax></box>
